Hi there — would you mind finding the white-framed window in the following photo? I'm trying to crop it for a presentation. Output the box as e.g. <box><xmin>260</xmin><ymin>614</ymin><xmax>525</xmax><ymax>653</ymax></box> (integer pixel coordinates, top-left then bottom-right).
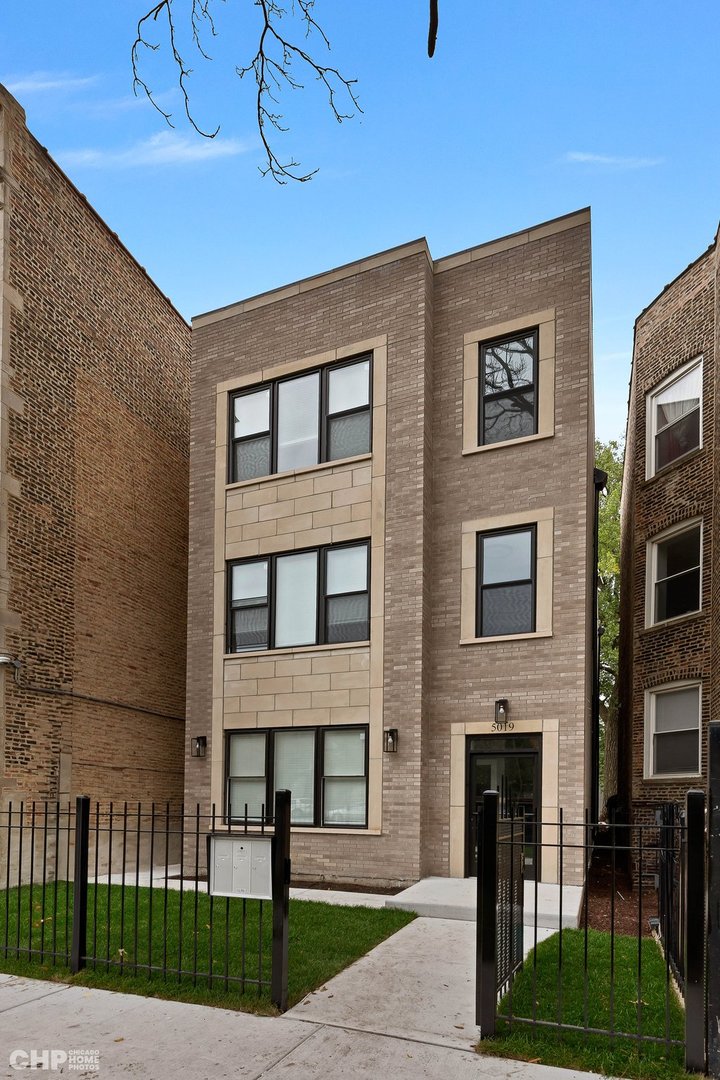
<box><xmin>646</xmin><ymin>519</ymin><xmax>702</xmax><ymax>627</ymax></box>
<box><xmin>644</xmin><ymin>682</ymin><xmax>701</xmax><ymax>779</ymax></box>
<box><xmin>646</xmin><ymin>357</ymin><xmax>702</xmax><ymax>478</ymax></box>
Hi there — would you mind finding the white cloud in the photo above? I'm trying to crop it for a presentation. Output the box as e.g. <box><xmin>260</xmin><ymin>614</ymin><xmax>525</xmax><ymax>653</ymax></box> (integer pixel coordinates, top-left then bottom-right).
<box><xmin>564</xmin><ymin>151</ymin><xmax>663</xmax><ymax>169</ymax></box>
<box><xmin>3</xmin><ymin>71</ymin><xmax>98</xmax><ymax>95</ymax></box>
<box><xmin>57</xmin><ymin>131</ymin><xmax>251</xmax><ymax>169</ymax></box>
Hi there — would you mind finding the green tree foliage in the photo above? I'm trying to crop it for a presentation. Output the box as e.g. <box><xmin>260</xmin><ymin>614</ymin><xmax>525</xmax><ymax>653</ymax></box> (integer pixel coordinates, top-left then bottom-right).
<box><xmin>595</xmin><ymin>438</ymin><xmax>623</xmax><ymax>799</ymax></box>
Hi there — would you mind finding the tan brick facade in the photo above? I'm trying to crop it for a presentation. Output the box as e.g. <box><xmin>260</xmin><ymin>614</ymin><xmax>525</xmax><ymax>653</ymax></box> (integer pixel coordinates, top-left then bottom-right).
<box><xmin>619</xmin><ymin>229</ymin><xmax>719</xmax><ymax>825</ymax></box>
<box><xmin>188</xmin><ymin>211</ymin><xmax>594</xmax><ymax>887</ymax></box>
<box><xmin>0</xmin><ymin>86</ymin><xmax>190</xmax><ymax>811</ymax></box>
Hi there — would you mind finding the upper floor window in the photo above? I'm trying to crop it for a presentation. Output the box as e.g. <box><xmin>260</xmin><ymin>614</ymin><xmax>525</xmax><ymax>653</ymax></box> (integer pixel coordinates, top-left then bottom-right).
<box><xmin>644</xmin><ymin>682</ymin><xmax>701</xmax><ymax>778</ymax></box>
<box><xmin>648</xmin><ymin>521</ymin><xmax>701</xmax><ymax>625</ymax></box>
<box><xmin>647</xmin><ymin>358</ymin><xmax>702</xmax><ymax>477</ymax></box>
<box><xmin>228</xmin><ymin>541</ymin><xmax>369</xmax><ymax>653</ymax></box>
<box><xmin>230</xmin><ymin>355</ymin><xmax>371</xmax><ymax>483</ymax></box>
<box><xmin>479</xmin><ymin>330</ymin><xmax>537</xmax><ymax>446</ymax></box>
<box><xmin>477</xmin><ymin>526</ymin><xmax>536</xmax><ymax>637</ymax></box>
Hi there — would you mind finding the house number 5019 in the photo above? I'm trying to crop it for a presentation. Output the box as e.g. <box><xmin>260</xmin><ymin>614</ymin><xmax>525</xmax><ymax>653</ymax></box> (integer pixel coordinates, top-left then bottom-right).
<box><xmin>491</xmin><ymin>720</ymin><xmax>515</xmax><ymax>732</ymax></box>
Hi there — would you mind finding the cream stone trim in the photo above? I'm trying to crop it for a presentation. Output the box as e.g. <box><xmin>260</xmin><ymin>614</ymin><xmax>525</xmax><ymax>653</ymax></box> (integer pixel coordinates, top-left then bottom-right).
<box><xmin>462</xmin><ymin>310</ymin><xmax>555</xmax><ymax>455</ymax></box>
<box><xmin>211</xmin><ymin>338</ymin><xmax>387</xmax><ymax>832</ymax></box>
<box><xmin>460</xmin><ymin>507</ymin><xmax>554</xmax><ymax>642</ymax></box>
<box><xmin>449</xmin><ymin>718</ymin><xmax>561</xmax><ymax>883</ymax></box>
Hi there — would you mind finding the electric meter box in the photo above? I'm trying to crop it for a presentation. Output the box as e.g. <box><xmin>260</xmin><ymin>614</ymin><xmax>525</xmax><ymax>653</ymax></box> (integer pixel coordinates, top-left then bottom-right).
<box><xmin>208</xmin><ymin>834</ymin><xmax>273</xmax><ymax>900</ymax></box>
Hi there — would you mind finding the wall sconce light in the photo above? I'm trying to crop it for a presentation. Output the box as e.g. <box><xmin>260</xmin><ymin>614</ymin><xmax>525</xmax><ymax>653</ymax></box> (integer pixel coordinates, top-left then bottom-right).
<box><xmin>494</xmin><ymin>699</ymin><xmax>511</xmax><ymax>730</ymax></box>
<box><xmin>191</xmin><ymin>736</ymin><xmax>207</xmax><ymax>759</ymax></box>
<box><xmin>383</xmin><ymin>729</ymin><xmax>399</xmax><ymax>753</ymax></box>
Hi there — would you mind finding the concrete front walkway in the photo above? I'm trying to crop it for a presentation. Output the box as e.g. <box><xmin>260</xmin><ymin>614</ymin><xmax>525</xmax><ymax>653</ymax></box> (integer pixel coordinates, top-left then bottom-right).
<box><xmin>0</xmin><ymin>966</ymin><xmax>609</xmax><ymax>1080</ymax></box>
<box><xmin>387</xmin><ymin>876</ymin><xmax>584</xmax><ymax>928</ymax></box>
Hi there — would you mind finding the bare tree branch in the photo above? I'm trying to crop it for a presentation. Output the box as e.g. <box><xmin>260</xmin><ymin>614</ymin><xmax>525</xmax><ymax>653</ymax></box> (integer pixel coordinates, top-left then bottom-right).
<box><xmin>132</xmin><ymin>0</ymin><xmax>362</xmax><ymax>182</ymax></box>
<box><xmin>428</xmin><ymin>0</ymin><xmax>439</xmax><ymax>57</ymax></box>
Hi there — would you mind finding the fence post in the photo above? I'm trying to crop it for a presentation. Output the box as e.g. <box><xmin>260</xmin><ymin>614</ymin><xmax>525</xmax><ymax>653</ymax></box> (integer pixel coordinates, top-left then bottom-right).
<box><xmin>476</xmin><ymin>789</ymin><xmax>498</xmax><ymax>1036</ymax></box>
<box><xmin>70</xmin><ymin>796</ymin><xmax>90</xmax><ymax>974</ymax></box>
<box><xmin>684</xmin><ymin>788</ymin><xmax>706</xmax><ymax>1074</ymax></box>
<box><xmin>271</xmin><ymin>788</ymin><xmax>291</xmax><ymax>1012</ymax></box>
<box><xmin>707</xmin><ymin>723</ymin><xmax>720</xmax><ymax>1078</ymax></box>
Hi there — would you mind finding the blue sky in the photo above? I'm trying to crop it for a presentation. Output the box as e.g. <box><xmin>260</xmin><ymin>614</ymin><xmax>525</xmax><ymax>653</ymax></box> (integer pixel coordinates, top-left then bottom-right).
<box><xmin>2</xmin><ymin>1</ymin><xmax>719</xmax><ymax>441</ymax></box>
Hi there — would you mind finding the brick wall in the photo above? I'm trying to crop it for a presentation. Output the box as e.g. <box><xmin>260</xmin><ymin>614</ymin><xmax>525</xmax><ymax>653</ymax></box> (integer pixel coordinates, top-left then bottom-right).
<box><xmin>0</xmin><ymin>86</ymin><xmax>190</xmax><ymax>809</ymax></box>
<box><xmin>619</xmin><ymin>235</ymin><xmax>717</xmax><ymax>824</ymax></box>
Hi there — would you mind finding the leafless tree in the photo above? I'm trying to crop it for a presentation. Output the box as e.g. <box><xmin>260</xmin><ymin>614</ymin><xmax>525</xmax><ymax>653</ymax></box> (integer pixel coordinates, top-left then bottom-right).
<box><xmin>132</xmin><ymin>0</ymin><xmax>439</xmax><ymax>183</ymax></box>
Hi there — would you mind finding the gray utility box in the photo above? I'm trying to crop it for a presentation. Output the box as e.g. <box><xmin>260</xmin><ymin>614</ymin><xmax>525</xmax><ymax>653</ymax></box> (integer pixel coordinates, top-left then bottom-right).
<box><xmin>208</xmin><ymin>834</ymin><xmax>273</xmax><ymax>900</ymax></box>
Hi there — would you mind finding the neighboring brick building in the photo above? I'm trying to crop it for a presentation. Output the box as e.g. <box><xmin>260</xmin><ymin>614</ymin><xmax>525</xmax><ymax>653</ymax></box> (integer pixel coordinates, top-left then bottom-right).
<box><xmin>618</xmin><ymin>227</ymin><xmax>719</xmax><ymax>826</ymax></box>
<box><xmin>0</xmin><ymin>86</ymin><xmax>190</xmax><ymax>811</ymax></box>
<box><xmin>187</xmin><ymin>208</ymin><xmax>595</xmax><ymax>888</ymax></box>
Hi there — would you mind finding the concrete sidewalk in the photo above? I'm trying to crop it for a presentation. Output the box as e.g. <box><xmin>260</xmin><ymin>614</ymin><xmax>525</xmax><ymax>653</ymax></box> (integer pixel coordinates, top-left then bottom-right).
<box><xmin>0</xmin><ymin>875</ymin><xmax>597</xmax><ymax>1079</ymax></box>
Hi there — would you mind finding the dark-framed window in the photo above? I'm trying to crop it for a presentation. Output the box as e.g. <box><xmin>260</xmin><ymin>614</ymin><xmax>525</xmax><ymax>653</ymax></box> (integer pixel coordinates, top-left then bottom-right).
<box><xmin>230</xmin><ymin>354</ymin><xmax>372</xmax><ymax>483</ymax></box>
<box><xmin>227</xmin><ymin>541</ymin><xmax>370</xmax><ymax>653</ymax></box>
<box><xmin>479</xmin><ymin>330</ymin><xmax>537</xmax><ymax>446</ymax></box>
<box><xmin>477</xmin><ymin>526</ymin><xmax>536</xmax><ymax>637</ymax></box>
<box><xmin>651</xmin><ymin>522</ymin><xmax>701</xmax><ymax>624</ymax></box>
<box><xmin>226</xmin><ymin>726</ymin><xmax>369</xmax><ymax>827</ymax></box>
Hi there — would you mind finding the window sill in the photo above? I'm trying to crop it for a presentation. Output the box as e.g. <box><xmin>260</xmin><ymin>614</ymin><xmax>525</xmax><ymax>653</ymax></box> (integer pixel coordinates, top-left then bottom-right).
<box><xmin>226</xmin><ymin>453</ymin><xmax>372</xmax><ymax>493</ymax></box>
<box><xmin>643</xmin><ymin>445</ymin><xmax>704</xmax><ymax>485</ymax></box>
<box><xmin>641</xmin><ymin>609</ymin><xmax>704</xmax><ymax>634</ymax></box>
<box><xmin>643</xmin><ymin>773</ymin><xmax>702</xmax><ymax>782</ymax></box>
<box><xmin>224</xmin><ymin>640</ymin><xmax>370</xmax><ymax>661</ymax></box>
<box><xmin>460</xmin><ymin>630</ymin><xmax>552</xmax><ymax>646</ymax></box>
<box><xmin>462</xmin><ymin>431</ymin><xmax>553</xmax><ymax>457</ymax></box>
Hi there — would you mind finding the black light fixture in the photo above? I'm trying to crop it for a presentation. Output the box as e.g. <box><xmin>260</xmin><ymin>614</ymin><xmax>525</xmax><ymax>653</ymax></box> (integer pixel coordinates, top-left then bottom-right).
<box><xmin>495</xmin><ymin>699</ymin><xmax>509</xmax><ymax>724</ymax></box>
<box><xmin>383</xmin><ymin>728</ymin><xmax>399</xmax><ymax>753</ymax></box>
<box><xmin>191</xmin><ymin>735</ymin><xmax>207</xmax><ymax>759</ymax></box>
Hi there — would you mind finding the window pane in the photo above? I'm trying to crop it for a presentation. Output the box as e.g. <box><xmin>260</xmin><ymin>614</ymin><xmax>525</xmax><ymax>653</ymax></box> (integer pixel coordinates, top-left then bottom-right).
<box><xmin>233</xmin><ymin>436</ymin><xmax>271</xmax><ymax>482</ymax></box>
<box><xmin>481</xmin><ymin>583</ymin><xmax>534</xmax><ymax>636</ymax></box>
<box><xmin>326</xmin><ymin>545</ymin><xmax>368</xmax><ymax>595</ymax></box>
<box><xmin>656</xmin><ymin>409</ymin><xmax>700</xmax><ymax>470</ymax></box>
<box><xmin>656</xmin><ymin>527</ymin><xmax>700</xmax><ymax>580</ymax></box>
<box><xmin>274</xmin><ymin>730</ymin><xmax>315</xmax><ymax>825</ymax></box>
<box><xmin>655</xmin><ymin>364</ymin><xmax>701</xmax><ymax>429</ymax></box>
<box><xmin>482</xmin><ymin>530</ymin><xmax>532</xmax><ymax>585</ymax></box>
<box><xmin>231</xmin><ymin>606</ymin><xmax>268</xmax><ymax>651</ymax></box>
<box><xmin>328</xmin><ymin>410</ymin><xmax>371</xmax><ymax>460</ymax></box>
<box><xmin>324</xmin><ymin>728</ymin><xmax>366</xmax><ymax>776</ymax></box>
<box><xmin>274</xmin><ymin>551</ymin><xmax>318</xmax><ymax>647</ymax></box>
<box><xmin>323</xmin><ymin>778</ymin><xmax>366</xmax><ymax>825</ymax></box>
<box><xmin>234</xmin><ymin>389</ymin><xmax>270</xmax><ymax>438</ymax></box>
<box><xmin>277</xmin><ymin>373</ymin><xmax>319</xmax><ymax>473</ymax></box>
<box><xmin>483</xmin><ymin>334</ymin><xmax>535</xmax><ymax>393</ymax></box>
<box><xmin>232</xmin><ymin>561</ymin><xmax>268</xmax><ymax>604</ymax></box>
<box><xmin>229</xmin><ymin>732</ymin><xmax>266</xmax><ymax>776</ymax></box>
<box><xmin>654</xmin><ymin>686</ymin><xmax>700</xmax><ymax>733</ymax></box>
<box><xmin>327</xmin><ymin>594</ymin><xmax>369</xmax><ymax>643</ymax></box>
<box><xmin>654</xmin><ymin>731</ymin><xmax>699</xmax><ymax>774</ymax></box>
<box><xmin>483</xmin><ymin>391</ymin><xmax>535</xmax><ymax>444</ymax></box>
<box><xmin>228</xmin><ymin>779</ymin><xmax>267</xmax><ymax>819</ymax></box>
<box><xmin>328</xmin><ymin>360</ymin><xmax>370</xmax><ymax>414</ymax></box>
<box><xmin>655</xmin><ymin>568</ymin><xmax>700</xmax><ymax>621</ymax></box>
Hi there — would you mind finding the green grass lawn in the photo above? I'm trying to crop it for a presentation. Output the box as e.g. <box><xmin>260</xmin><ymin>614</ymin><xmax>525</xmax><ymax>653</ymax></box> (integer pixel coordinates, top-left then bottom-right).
<box><xmin>0</xmin><ymin>882</ymin><xmax>414</xmax><ymax>1013</ymax></box>
<box><xmin>478</xmin><ymin>929</ymin><xmax>693</xmax><ymax>1080</ymax></box>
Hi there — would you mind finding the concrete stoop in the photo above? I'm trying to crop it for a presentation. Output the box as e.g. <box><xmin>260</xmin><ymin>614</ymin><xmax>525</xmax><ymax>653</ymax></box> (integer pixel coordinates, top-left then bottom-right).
<box><xmin>385</xmin><ymin>876</ymin><xmax>583</xmax><ymax>929</ymax></box>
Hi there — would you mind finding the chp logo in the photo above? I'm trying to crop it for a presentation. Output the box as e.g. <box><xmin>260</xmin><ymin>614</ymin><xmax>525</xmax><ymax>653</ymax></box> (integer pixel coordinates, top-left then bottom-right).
<box><xmin>9</xmin><ymin>1048</ymin><xmax>99</xmax><ymax>1071</ymax></box>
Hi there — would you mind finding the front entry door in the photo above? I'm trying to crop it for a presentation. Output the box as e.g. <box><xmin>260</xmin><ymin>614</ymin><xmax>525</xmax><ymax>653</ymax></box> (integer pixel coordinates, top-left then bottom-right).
<box><xmin>466</xmin><ymin>734</ymin><xmax>541</xmax><ymax>879</ymax></box>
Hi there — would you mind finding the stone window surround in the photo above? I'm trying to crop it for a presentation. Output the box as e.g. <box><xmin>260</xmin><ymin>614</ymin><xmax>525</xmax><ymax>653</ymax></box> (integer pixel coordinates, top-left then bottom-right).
<box><xmin>460</xmin><ymin>507</ymin><xmax>554</xmax><ymax>644</ymax></box>
<box><xmin>643</xmin><ymin>680</ymin><xmax>702</xmax><ymax>781</ymax></box>
<box><xmin>462</xmin><ymin>308</ymin><xmax>556</xmax><ymax>457</ymax></box>
<box><xmin>644</xmin><ymin>354</ymin><xmax>703</xmax><ymax>481</ymax></box>
<box><xmin>211</xmin><ymin>336</ymin><xmax>388</xmax><ymax>835</ymax></box>
<box><xmin>449</xmin><ymin>718</ymin><xmax>561</xmax><ymax>883</ymax></box>
<box><xmin>644</xmin><ymin>516</ymin><xmax>703</xmax><ymax>630</ymax></box>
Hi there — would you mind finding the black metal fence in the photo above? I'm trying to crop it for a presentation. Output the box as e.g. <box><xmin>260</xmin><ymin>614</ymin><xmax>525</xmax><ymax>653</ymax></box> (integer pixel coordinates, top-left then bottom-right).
<box><xmin>656</xmin><ymin>801</ymin><xmax>686</xmax><ymax>988</ymax></box>
<box><xmin>476</xmin><ymin>788</ymin><xmax>706</xmax><ymax>1074</ymax></box>
<box><xmin>0</xmin><ymin>790</ymin><xmax>292</xmax><ymax>1011</ymax></box>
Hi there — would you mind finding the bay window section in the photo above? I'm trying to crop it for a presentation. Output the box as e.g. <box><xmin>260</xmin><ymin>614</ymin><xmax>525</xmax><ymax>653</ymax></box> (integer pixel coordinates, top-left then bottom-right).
<box><xmin>651</xmin><ymin>523</ymin><xmax>701</xmax><ymax>624</ymax></box>
<box><xmin>226</xmin><ymin>726</ymin><xmax>368</xmax><ymax>827</ymax></box>
<box><xmin>229</xmin><ymin>354</ymin><xmax>372</xmax><ymax>483</ymax></box>
<box><xmin>227</xmin><ymin>541</ymin><xmax>369</xmax><ymax>653</ymax></box>
<box><xmin>645</xmin><ymin>684</ymin><xmax>701</xmax><ymax>778</ymax></box>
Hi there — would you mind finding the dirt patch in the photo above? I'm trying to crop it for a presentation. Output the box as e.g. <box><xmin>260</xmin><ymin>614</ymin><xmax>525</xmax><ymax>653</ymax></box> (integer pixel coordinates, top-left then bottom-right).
<box><xmin>583</xmin><ymin>848</ymin><xmax>658</xmax><ymax>937</ymax></box>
